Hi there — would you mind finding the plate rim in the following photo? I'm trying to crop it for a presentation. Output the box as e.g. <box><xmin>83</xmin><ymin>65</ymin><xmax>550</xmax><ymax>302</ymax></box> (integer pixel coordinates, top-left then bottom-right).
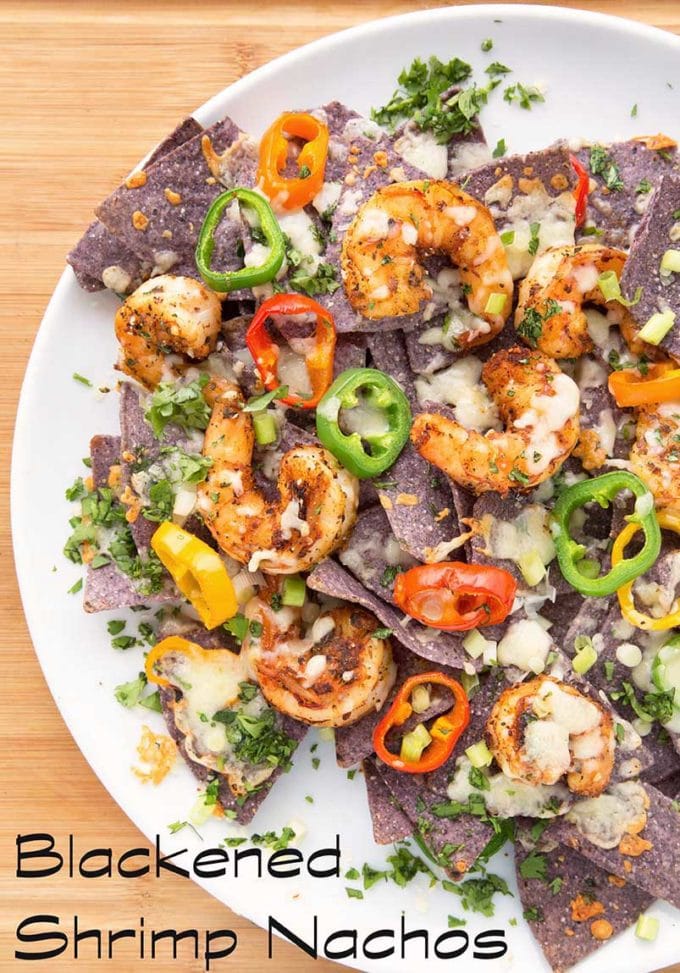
<box><xmin>11</xmin><ymin>5</ymin><xmax>680</xmax><ymax>971</ymax></box>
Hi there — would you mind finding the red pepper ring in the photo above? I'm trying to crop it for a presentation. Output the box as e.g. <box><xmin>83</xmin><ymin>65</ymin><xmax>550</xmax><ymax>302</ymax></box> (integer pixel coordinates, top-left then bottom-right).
<box><xmin>246</xmin><ymin>294</ymin><xmax>336</xmax><ymax>409</ymax></box>
<box><xmin>373</xmin><ymin>672</ymin><xmax>471</xmax><ymax>774</ymax></box>
<box><xmin>258</xmin><ymin>112</ymin><xmax>329</xmax><ymax>211</ymax></box>
<box><xmin>393</xmin><ymin>562</ymin><xmax>517</xmax><ymax>632</ymax></box>
<box><xmin>570</xmin><ymin>153</ymin><xmax>590</xmax><ymax>229</ymax></box>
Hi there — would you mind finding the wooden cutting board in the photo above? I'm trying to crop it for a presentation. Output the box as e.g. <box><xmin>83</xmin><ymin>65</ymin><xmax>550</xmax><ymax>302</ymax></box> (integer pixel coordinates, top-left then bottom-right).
<box><xmin>2</xmin><ymin>2</ymin><xmax>679</xmax><ymax>970</ymax></box>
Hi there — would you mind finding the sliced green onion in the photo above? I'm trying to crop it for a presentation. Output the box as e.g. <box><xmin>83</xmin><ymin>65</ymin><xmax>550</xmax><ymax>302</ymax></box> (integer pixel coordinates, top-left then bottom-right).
<box><xmin>638</xmin><ymin>309</ymin><xmax>676</xmax><ymax>345</ymax></box>
<box><xmin>282</xmin><ymin>575</ymin><xmax>306</xmax><ymax>607</ymax></box>
<box><xmin>635</xmin><ymin>914</ymin><xmax>659</xmax><ymax>941</ymax></box>
<box><xmin>597</xmin><ymin>270</ymin><xmax>642</xmax><ymax>307</ymax></box>
<box><xmin>518</xmin><ymin>549</ymin><xmax>546</xmax><ymax>587</ymax></box>
<box><xmin>253</xmin><ymin>411</ymin><xmax>277</xmax><ymax>446</ymax></box>
<box><xmin>615</xmin><ymin>641</ymin><xmax>643</xmax><ymax>668</ymax></box>
<box><xmin>577</xmin><ymin>558</ymin><xmax>600</xmax><ymax>579</ymax></box>
<box><xmin>465</xmin><ymin>739</ymin><xmax>493</xmax><ymax>768</ymax></box>
<box><xmin>573</xmin><ymin>643</ymin><xmax>598</xmax><ymax>675</ymax></box>
<box><xmin>462</xmin><ymin>629</ymin><xmax>489</xmax><ymax>659</ymax></box>
<box><xmin>460</xmin><ymin>671</ymin><xmax>479</xmax><ymax>696</ymax></box>
<box><xmin>400</xmin><ymin>723</ymin><xmax>431</xmax><ymax>763</ymax></box>
<box><xmin>500</xmin><ymin>229</ymin><xmax>515</xmax><ymax>246</ymax></box>
<box><xmin>484</xmin><ymin>292</ymin><xmax>507</xmax><ymax>315</ymax></box>
<box><xmin>660</xmin><ymin>249</ymin><xmax>680</xmax><ymax>274</ymax></box>
<box><xmin>411</xmin><ymin>684</ymin><xmax>431</xmax><ymax>714</ymax></box>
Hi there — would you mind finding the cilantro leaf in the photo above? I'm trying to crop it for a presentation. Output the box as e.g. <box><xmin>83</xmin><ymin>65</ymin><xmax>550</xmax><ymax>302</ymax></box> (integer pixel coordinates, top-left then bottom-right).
<box><xmin>145</xmin><ymin>375</ymin><xmax>211</xmax><ymax>439</ymax></box>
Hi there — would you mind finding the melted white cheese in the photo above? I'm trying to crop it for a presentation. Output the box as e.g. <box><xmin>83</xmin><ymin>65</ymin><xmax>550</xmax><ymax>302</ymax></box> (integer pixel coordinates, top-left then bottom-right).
<box><xmin>497</xmin><ymin>618</ymin><xmax>553</xmax><ymax>673</ymax></box>
<box><xmin>566</xmin><ymin>781</ymin><xmax>649</xmax><ymax>849</ymax></box>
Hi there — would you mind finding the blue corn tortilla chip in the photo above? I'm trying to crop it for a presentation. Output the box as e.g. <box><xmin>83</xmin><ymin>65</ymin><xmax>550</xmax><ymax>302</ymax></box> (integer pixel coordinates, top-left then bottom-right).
<box><xmin>367</xmin><ymin>331</ymin><xmax>464</xmax><ymax>560</ymax></box>
<box><xmin>158</xmin><ymin>625</ymin><xmax>308</xmax><ymax>825</ymax></box>
<box><xmin>621</xmin><ymin>171</ymin><xmax>680</xmax><ymax>358</ymax></box>
<box><xmin>307</xmin><ymin>558</ymin><xmax>472</xmax><ymax>670</ymax></box>
<box><xmin>95</xmin><ymin>116</ymin><xmax>249</xmax><ymax>282</ymax></box>
<box><xmin>362</xmin><ymin>760</ymin><xmax>414</xmax><ymax>844</ymax></box>
<box><xmin>83</xmin><ymin>435</ymin><xmax>175</xmax><ymax>612</ymax></box>
<box><xmin>551</xmin><ymin>782</ymin><xmax>680</xmax><ymax>911</ymax></box>
<box><xmin>516</xmin><ymin>838</ymin><xmax>652</xmax><ymax>973</ymax></box>
<box><xmin>68</xmin><ymin>117</ymin><xmax>203</xmax><ymax>293</ymax></box>
<box><xmin>462</xmin><ymin>142</ymin><xmax>577</xmax><ymax>281</ymax></box>
<box><xmin>575</xmin><ymin>139</ymin><xmax>677</xmax><ymax>249</ymax></box>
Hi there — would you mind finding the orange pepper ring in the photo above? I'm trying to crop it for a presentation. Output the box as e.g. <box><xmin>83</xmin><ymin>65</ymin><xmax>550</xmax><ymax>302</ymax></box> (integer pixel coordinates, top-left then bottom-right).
<box><xmin>373</xmin><ymin>672</ymin><xmax>470</xmax><ymax>775</ymax></box>
<box><xmin>258</xmin><ymin>112</ymin><xmax>329</xmax><ymax>210</ymax></box>
<box><xmin>608</xmin><ymin>362</ymin><xmax>680</xmax><ymax>408</ymax></box>
<box><xmin>145</xmin><ymin>635</ymin><xmax>209</xmax><ymax>688</ymax></box>
<box><xmin>612</xmin><ymin>508</ymin><xmax>680</xmax><ymax>631</ymax></box>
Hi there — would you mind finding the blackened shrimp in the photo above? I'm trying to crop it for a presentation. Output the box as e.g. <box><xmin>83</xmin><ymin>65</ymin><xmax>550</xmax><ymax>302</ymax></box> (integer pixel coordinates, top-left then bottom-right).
<box><xmin>341</xmin><ymin>180</ymin><xmax>513</xmax><ymax>349</ymax></box>
<box><xmin>411</xmin><ymin>346</ymin><xmax>580</xmax><ymax>494</ymax></box>
<box><xmin>197</xmin><ymin>383</ymin><xmax>358</xmax><ymax>573</ymax></box>
<box><xmin>243</xmin><ymin>590</ymin><xmax>396</xmax><ymax>727</ymax></box>
<box><xmin>486</xmin><ymin>675</ymin><xmax>615</xmax><ymax>797</ymax></box>
<box><xmin>114</xmin><ymin>274</ymin><xmax>222</xmax><ymax>388</ymax></box>
<box><xmin>515</xmin><ymin>244</ymin><xmax>660</xmax><ymax>360</ymax></box>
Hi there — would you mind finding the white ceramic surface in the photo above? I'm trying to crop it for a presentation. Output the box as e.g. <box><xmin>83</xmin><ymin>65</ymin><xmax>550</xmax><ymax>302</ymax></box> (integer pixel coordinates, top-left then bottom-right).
<box><xmin>11</xmin><ymin>6</ymin><xmax>680</xmax><ymax>971</ymax></box>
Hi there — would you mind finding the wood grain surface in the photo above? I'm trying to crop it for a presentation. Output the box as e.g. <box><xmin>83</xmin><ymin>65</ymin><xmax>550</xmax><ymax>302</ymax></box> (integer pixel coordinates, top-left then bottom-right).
<box><xmin>2</xmin><ymin>2</ymin><xmax>679</xmax><ymax>971</ymax></box>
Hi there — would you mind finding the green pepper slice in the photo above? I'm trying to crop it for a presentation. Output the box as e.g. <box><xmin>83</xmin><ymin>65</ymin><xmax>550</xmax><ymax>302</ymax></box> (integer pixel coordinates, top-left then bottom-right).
<box><xmin>316</xmin><ymin>367</ymin><xmax>411</xmax><ymax>479</ymax></box>
<box><xmin>550</xmin><ymin>471</ymin><xmax>661</xmax><ymax>597</ymax></box>
<box><xmin>195</xmin><ymin>188</ymin><xmax>284</xmax><ymax>293</ymax></box>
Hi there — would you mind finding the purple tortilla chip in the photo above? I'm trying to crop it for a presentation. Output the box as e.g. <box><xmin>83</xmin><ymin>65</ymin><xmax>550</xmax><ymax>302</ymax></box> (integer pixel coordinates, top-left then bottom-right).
<box><xmin>68</xmin><ymin>117</ymin><xmax>203</xmax><ymax>293</ymax></box>
<box><xmin>307</xmin><ymin>558</ymin><xmax>471</xmax><ymax>670</ymax></box>
<box><xmin>83</xmin><ymin>435</ymin><xmax>174</xmax><ymax>612</ymax></box>
<box><xmin>621</xmin><ymin>171</ymin><xmax>680</xmax><ymax>358</ymax></box>
<box><xmin>576</xmin><ymin>139</ymin><xmax>677</xmax><ymax>249</ymax></box>
<box><xmin>95</xmin><ymin>116</ymin><xmax>248</xmax><ymax>281</ymax></box>
<box><xmin>462</xmin><ymin>142</ymin><xmax>577</xmax><ymax>280</ymax></box>
<box><xmin>362</xmin><ymin>759</ymin><xmax>414</xmax><ymax>844</ymax></box>
<box><xmin>551</xmin><ymin>782</ymin><xmax>680</xmax><ymax>910</ymax></box>
<box><xmin>367</xmin><ymin>331</ymin><xmax>463</xmax><ymax>560</ymax></box>
<box><xmin>516</xmin><ymin>840</ymin><xmax>652</xmax><ymax>973</ymax></box>
<box><xmin>158</xmin><ymin>626</ymin><xmax>308</xmax><ymax>825</ymax></box>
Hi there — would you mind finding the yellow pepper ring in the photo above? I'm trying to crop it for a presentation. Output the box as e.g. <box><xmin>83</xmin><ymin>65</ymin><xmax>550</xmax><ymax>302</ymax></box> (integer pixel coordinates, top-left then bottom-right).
<box><xmin>145</xmin><ymin>635</ymin><xmax>205</xmax><ymax>688</ymax></box>
<box><xmin>612</xmin><ymin>508</ymin><xmax>680</xmax><ymax>631</ymax></box>
<box><xmin>151</xmin><ymin>522</ymin><xmax>238</xmax><ymax>629</ymax></box>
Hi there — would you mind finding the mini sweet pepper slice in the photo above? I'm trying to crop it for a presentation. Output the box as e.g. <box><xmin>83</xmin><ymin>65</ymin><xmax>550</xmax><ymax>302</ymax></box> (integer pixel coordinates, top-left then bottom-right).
<box><xmin>315</xmin><ymin>367</ymin><xmax>412</xmax><ymax>478</ymax></box>
<box><xmin>245</xmin><ymin>293</ymin><xmax>336</xmax><ymax>409</ymax></box>
<box><xmin>609</xmin><ymin>362</ymin><xmax>680</xmax><ymax>407</ymax></box>
<box><xmin>393</xmin><ymin>562</ymin><xmax>517</xmax><ymax>631</ymax></box>
<box><xmin>373</xmin><ymin>672</ymin><xmax>470</xmax><ymax>774</ymax></box>
<box><xmin>257</xmin><ymin>111</ymin><xmax>329</xmax><ymax>210</ymax></box>
<box><xmin>613</xmin><ymin>507</ymin><xmax>680</xmax><ymax>631</ymax></box>
<box><xmin>150</xmin><ymin>522</ymin><xmax>237</xmax><ymax>628</ymax></box>
<box><xmin>551</xmin><ymin>471</ymin><xmax>661</xmax><ymax>597</ymax></box>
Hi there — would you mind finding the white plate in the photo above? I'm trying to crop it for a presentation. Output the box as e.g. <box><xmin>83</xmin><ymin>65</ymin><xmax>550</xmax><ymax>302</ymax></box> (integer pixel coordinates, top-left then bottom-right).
<box><xmin>12</xmin><ymin>5</ymin><xmax>680</xmax><ymax>971</ymax></box>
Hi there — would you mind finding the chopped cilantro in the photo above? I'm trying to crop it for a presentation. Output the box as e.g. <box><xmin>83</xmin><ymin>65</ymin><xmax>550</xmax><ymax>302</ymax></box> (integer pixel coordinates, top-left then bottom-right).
<box><xmin>142</xmin><ymin>478</ymin><xmax>175</xmax><ymax>523</ymax></box>
<box><xmin>444</xmin><ymin>872</ymin><xmax>511</xmax><ymax>916</ymax></box>
<box><xmin>145</xmin><ymin>375</ymin><xmax>211</xmax><ymax>439</ymax></box>
<box><xmin>73</xmin><ymin>372</ymin><xmax>92</xmax><ymax>387</ymax></box>
<box><xmin>589</xmin><ymin>145</ymin><xmax>623</xmax><ymax>191</ymax></box>
<box><xmin>212</xmin><ymin>705</ymin><xmax>297</xmax><ymax>770</ymax></box>
<box><xmin>448</xmin><ymin>915</ymin><xmax>467</xmax><ymax>928</ymax></box>
<box><xmin>362</xmin><ymin>862</ymin><xmax>389</xmax><ymax>889</ymax></box>
<box><xmin>346</xmin><ymin>887</ymin><xmax>363</xmax><ymax>899</ymax></box>
<box><xmin>523</xmin><ymin>906</ymin><xmax>544</xmax><ymax>922</ymax></box>
<box><xmin>107</xmin><ymin>619</ymin><xmax>126</xmax><ymax>636</ymax></box>
<box><xmin>468</xmin><ymin>766</ymin><xmax>490</xmax><ymax>792</ymax></box>
<box><xmin>519</xmin><ymin>851</ymin><xmax>547</xmax><ymax>881</ymax></box>
<box><xmin>492</xmin><ymin>138</ymin><xmax>506</xmax><ymax>158</ymax></box>
<box><xmin>503</xmin><ymin>82</ymin><xmax>544</xmax><ymax>110</ymax></box>
<box><xmin>486</xmin><ymin>61</ymin><xmax>511</xmax><ymax>77</ymax></box>
<box><xmin>251</xmin><ymin>826</ymin><xmax>296</xmax><ymax>850</ymax></box>
<box><xmin>290</xmin><ymin>262</ymin><xmax>339</xmax><ymax>297</ymax></box>
<box><xmin>139</xmin><ymin>690</ymin><xmax>162</xmax><ymax>712</ymax></box>
<box><xmin>372</xmin><ymin>626</ymin><xmax>393</xmax><ymax>639</ymax></box>
<box><xmin>635</xmin><ymin>178</ymin><xmax>652</xmax><ymax>195</ymax></box>
<box><xmin>509</xmin><ymin>467</ymin><xmax>530</xmax><ymax>485</ymax></box>
<box><xmin>345</xmin><ymin>867</ymin><xmax>360</xmax><ymax>880</ymax></box>
<box><xmin>548</xmin><ymin>876</ymin><xmax>563</xmax><ymax>896</ymax></box>
<box><xmin>111</xmin><ymin>635</ymin><xmax>137</xmax><ymax>650</ymax></box>
<box><xmin>386</xmin><ymin>845</ymin><xmax>435</xmax><ymax>887</ymax></box>
<box><xmin>380</xmin><ymin>564</ymin><xmax>403</xmax><ymax>587</ymax></box>
<box><xmin>603</xmin><ymin>660</ymin><xmax>615</xmax><ymax>681</ymax></box>
<box><xmin>65</xmin><ymin>477</ymin><xmax>86</xmax><ymax>502</ymax></box>
<box><xmin>481</xmin><ymin>38</ymin><xmax>493</xmax><ymax>52</ymax></box>
<box><xmin>114</xmin><ymin>672</ymin><xmax>148</xmax><ymax>707</ymax></box>
<box><xmin>244</xmin><ymin>385</ymin><xmax>289</xmax><ymax>412</ymax></box>
<box><xmin>631</xmin><ymin>103</ymin><xmax>638</xmax><ymax>117</ymax></box>
<box><xmin>238</xmin><ymin>681</ymin><xmax>259</xmax><ymax>703</ymax></box>
<box><xmin>67</xmin><ymin>577</ymin><xmax>83</xmax><ymax>595</ymax></box>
